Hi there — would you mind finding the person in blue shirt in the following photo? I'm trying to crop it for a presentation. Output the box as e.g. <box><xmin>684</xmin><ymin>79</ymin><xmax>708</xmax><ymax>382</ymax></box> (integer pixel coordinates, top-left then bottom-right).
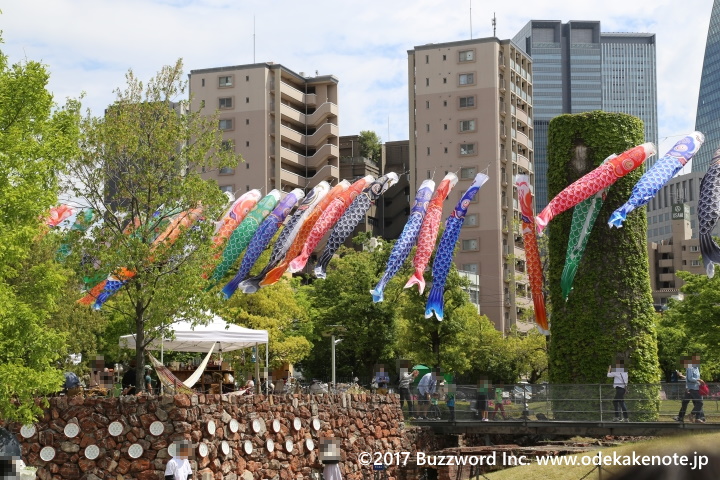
<box><xmin>674</xmin><ymin>354</ymin><xmax>706</xmax><ymax>423</ymax></box>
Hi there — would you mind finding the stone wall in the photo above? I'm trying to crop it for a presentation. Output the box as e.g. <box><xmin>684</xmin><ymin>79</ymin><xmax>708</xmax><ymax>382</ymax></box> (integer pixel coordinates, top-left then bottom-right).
<box><xmin>3</xmin><ymin>392</ymin><xmax>419</xmax><ymax>480</ymax></box>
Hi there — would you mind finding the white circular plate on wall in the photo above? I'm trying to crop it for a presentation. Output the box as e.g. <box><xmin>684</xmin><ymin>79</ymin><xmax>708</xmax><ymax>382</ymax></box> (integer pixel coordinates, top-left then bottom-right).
<box><xmin>293</xmin><ymin>417</ymin><xmax>302</xmax><ymax>431</ymax></box>
<box><xmin>84</xmin><ymin>444</ymin><xmax>100</xmax><ymax>460</ymax></box>
<box><xmin>40</xmin><ymin>446</ymin><xmax>55</xmax><ymax>462</ymax></box>
<box><xmin>149</xmin><ymin>421</ymin><xmax>164</xmax><ymax>436</ymax></box>
<box><xmin>305</xmin><ymin>438</ymin><xmax>314</xmax><ymax>452</ymax></box>
<box><xmin>207</xmin><ymin>420</ymin><xmax>216</xmax><ymax>436</ymax></box>
<box><xmin>229</xmin><ymin>419</ymin><xmax>239</xmax><ymax>433</ymax></box>
<box><xmin>168</xmin><ymin>442</ymin><xmax>177</xmax><ymax>457</ymax></box>
<box><xmin>20</xmin><ymin>424</ymin><xmax>36</xmax><ymax>438</ymax></box>
<box><xmin>266</xmin><ymin>439</ymin><xmax>274</xmax><ymax>452</ymax></box>
<box><xmin>221</xmin><ymin>441</ymin><xmax>230</xmax><ymax>456</ymax></box>
<box><xmin>272</xmin><ymin>419</ymin><xmax>280</xmax><ymax>433</ymax></box>
<box><xmin>64</xmin><ymin>423</ymin><xmax>80</xmax><ymax>438</ymax></box>
<box><xmin>285</xmin><ymin>439</ymin><xmax>294</xmax><ymax>453</ymax></box>
<box><xmin>312</xmin><ymin>418</ymin><xmax>321</xmax><ymax>431</ymax></box>
<box><xmin>108</xmin><ymin>421</ymin><xmax>123</xmax><ymax>437</ymax></box>
<box><xmin>243</xmin><ymin>440</ymin><xmax>253</xmax><ymax>455</ymax></box>
<box><xmin>198</xmin><ymin>443</ymin><xmax>208</xmax><ymax>458</ymax></box>
<box><xmin>252</xmin><ymin>418</ymin><xmax>262</xmax><ymax>433</ymax></box>
<box><xmin>128</xmin><ymin>443</ymin><xmax>143</xmax><ymax>459</ymax></box>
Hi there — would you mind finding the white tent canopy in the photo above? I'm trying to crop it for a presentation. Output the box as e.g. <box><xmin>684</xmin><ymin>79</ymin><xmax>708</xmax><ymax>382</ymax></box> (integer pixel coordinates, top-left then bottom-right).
<box><xmin>119</xmin><ymin>315</ymin><xmax>268</xmax><ymax>353</ymax></box>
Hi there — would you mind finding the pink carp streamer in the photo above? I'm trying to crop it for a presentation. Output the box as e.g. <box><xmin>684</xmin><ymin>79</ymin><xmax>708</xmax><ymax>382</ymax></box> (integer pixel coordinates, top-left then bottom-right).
<box><xmin>260</xmin><ymin>181</ymin><xmax>350</xmax><ymax>286</ymax></box>
<box><xmin>288</xmin><ymin>175</ymin><xmax>373</xmax><ymax>273</ymax></box>
<box><xmin>535</xmin><ymin>143</ymin><xmax>656</xmax><ymax>234</ymax></box>
<box><xmin>46</xmin><ymin>205</ymin><xmax>74</xmax><ymax>227</ymax></box>
<box><xmin>516</xmin><ymin>175</ymin><xmax>549</xmax><ymax>332</ymax></box>
<box><xmin>404</xmin><ymin>173</ymin><xmax>458</xmax><ymax>294</ymax></box>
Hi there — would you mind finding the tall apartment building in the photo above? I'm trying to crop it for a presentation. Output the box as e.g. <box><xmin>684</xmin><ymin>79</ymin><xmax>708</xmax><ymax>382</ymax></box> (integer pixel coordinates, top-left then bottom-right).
<box><xmin>513</xmin><ymin>21</ymin><xmax>658</xmax><ymax>212</ymax></box>
<box><xmin>647</xmin><ymin>203</ymin><xmax>704</xmax><ymax>306</ymax></box>
<box><xmin>692</xmin><ymin>0</ymin><xmax>720</xmax><ymax>173</ymax></box>
<box><xmin>188</xmin><ymin>63</ymin><xmax>340</xmax><ymax>196</ymax></box>
<box><xmin>408</xmin><ymin>38</ymin><xmax>534</xmax><ymax>332</ymax></box>
<box><xmin>646</xmin><ymin>171</ymin><xmax>703</xmax><ymax>244</ymax></box>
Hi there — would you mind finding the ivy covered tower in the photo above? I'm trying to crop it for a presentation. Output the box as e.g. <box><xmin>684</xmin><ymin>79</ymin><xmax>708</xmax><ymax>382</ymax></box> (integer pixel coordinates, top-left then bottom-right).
<box><xmin>546</xmin><ymin>112</ymin><xmax>660</xmax><ymax>417</ymax></box>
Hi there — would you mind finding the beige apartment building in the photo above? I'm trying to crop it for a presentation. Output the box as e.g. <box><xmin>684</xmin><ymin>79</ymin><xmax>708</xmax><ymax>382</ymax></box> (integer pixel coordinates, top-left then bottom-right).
<box><xmin>408</xmin><ymin>38</ymin><xmax>534</xmax><ymax>332</ymax></box>
<box><xmin>188</xmin><ymin>63</ymin><xmax>340</xmax><ymax>196</ymax></box>
<box><xmin>647</xmin><ymin>203</ymin><xmax>704</xmax><ymax>306</ymax></box>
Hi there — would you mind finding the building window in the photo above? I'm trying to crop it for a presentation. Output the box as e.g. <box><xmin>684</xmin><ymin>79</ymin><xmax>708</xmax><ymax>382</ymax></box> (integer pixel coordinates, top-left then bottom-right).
<box><xmin>246</xmin><ymin>119</ymin><xmax>250</xmax><ymax>125</ymax></box>
<box><xmin>426</xmin><ymin>124</ymin><xmax>430</xmax><ymax>132</ymax></box>
<box><xmin>219</xmin><ymin>185</ymin><xmax>233</xmax><ymax>194</ymax></box>
<box><xmin>246</xmin><ymin>163</ymin><xmax>250</xmax><ymax>169</ymax></box>
<box><xmin>461</xmin><ymin>263</ymin><xmax>478</xmax><ymax>273</ymax></box>
<box><xmin>461</xmin><ymin>167</ymin><xmax>477</xmax><ymax>179</ymax></box>
<box><xmin>466</xmin><ymin>214</ymin><xmax>478</xmax><ymax>226</ymax></box>
<box><xmin>426</xmin><ymin>100</ymin><xmax>430</xmax><ymax>109</ymax></box>
<box><xmin>425</xmin><ymin>55</ymin><xmax>429</xmax><ymax>64</ymax></box>
<box><xmin>221</xmin><ymin>140</ymin><xmax>234</xmax><ymax>151</ymax></box>
<box><xmin>462</xmin><ymin>239</ymin><xmax>479</xmax><ymax>251</ymax></box>
<box><xmin>691</xmin><ymin>260</ymin><xmax>701</xmax><ymax>266</ymax></box>
<box><xmin>444</xmin><ymin>147</ymin><xmax>448</xmax><ymax>154</ymax></box>
<box><xmin>459</xmin><ymin>120</ymin><xmax>476</xmax><ymax>132</ymax></box>
<box><xmin>219</xmin><ymin>119</ymin><xmax>233</xmax><ymax>130</ymax></box>
<box><xmin>246</xmin><ymin>75</ymin><xmax>249</xmax><ymax>81</ymax></box>
<box><xmin>201</xmin><ymin>78</ymin><xmax>205</xmax><ymax>87</ymax></box>
<box><xmin>459</xmin><ymin>96</ymin><xmax>475</xmax><ymax>108</ymax></box>
<box><xmin>246</xmin><ymin>97</ymin><xmax>250</xmax><ymax>103</ymax></box>
<box><xmin>459</xmin><ymin>50</ymin><xmax>474</xmax><ymax>62</ymax></box>
<box><xmin>200</xmin><ymin>100</ymin><xmax>205</xmax><ymax>108</ymax></box>
<box><xmin>444</xmin><ymin>124</ymin><xmax>448</xmax><ymax>130</ymax></box>
<box><xmin>427</xmin><ymin>147</ymin><xmax>431</xmax><ymax>156</ymax></box>
<box><xmin>219</xmin><ymin>76</ymin><xmax>233</xmax><ymax>87</ymax></box>
<box><xmin>219</xmin><ymin>167</ymin><xmax>235</xmax><ymax>175</ymax></box>
<box><xmin>459</xmin><ymin>73</ymin><xmax>475</xmax><ymax>85</ymax></box>
<box><xmin>690</xmin><ymin>245</ymin><xmax>699</xmax><ymax>252</ymax></box>
<box><xmin>219</xmin><ymin>97</ymin><xmax>233</xmax><ymax>109</ymax></box>
<box><xmin>245</xmin><ymin>141</ymin><xmax>250</xmax><ymax>147</ymax></box>
<box><xmin>427</xmin><ymin>170</ymin><xmax>431</xmax><ymax>179</ymax></box>
<box><xmin>460</xmin><ymin>143</ymin><xmax>476</xmax><ymax>156</ymax></box>
<box><xmin>426</xmin><ymin>78</ymin><xmax>430</xmax><ymax>86</ymax></box>
<box><xmin>443</xmin><ymin>54</ymin><xmax>447</xmax><ymax>61</ymax></box>
<box><xmin>443</xmin><ymin>78</ymin><xmax>447</xmax><ymax>84</ymax></box>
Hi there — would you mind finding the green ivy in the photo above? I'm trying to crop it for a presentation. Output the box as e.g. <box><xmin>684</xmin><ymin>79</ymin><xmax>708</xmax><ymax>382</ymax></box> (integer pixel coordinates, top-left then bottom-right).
<box><xmin>546</xmin><ymin>111</ymin><xmax>660</xmax><ymax>420</ymax></box>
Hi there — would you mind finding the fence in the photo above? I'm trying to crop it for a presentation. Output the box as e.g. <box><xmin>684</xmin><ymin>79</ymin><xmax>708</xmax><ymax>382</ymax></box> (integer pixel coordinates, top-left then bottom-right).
<box><xmin>397</xmin><ymin>382</ymin><xmax>720</xmax><ymax>422</ymax></box>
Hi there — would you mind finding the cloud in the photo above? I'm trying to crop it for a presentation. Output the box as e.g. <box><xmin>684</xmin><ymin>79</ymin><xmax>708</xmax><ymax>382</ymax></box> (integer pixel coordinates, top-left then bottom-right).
<box><xmin>2</xmin><ymin>0</ymin><xmax>712</xmax><ymax>144</ymax></box>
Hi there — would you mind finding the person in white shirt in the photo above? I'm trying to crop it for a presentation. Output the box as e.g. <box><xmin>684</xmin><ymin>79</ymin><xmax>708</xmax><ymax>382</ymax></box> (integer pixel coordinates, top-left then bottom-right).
<box><xmin>607</xmin><ymin>361</ymin><xmax>629</xmax><ymax>422</ymax></box>
<box><xmin>165</xmin><ymin>440</ymin><xmax>193</xmax><ymax>480</ymax></box>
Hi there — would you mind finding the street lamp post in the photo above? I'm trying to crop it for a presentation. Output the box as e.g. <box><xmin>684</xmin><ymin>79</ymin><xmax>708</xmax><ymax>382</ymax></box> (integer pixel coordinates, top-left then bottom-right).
<box><xmin>331</xmin><ymin>337</ymin><xmax>343</xmax><ymax>389</ymax></box>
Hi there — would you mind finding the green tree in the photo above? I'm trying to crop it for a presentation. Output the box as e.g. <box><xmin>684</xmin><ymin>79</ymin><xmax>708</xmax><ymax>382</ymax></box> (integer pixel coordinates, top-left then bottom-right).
<box><xmin>219</xmin><ymin>277</ymin><xmax>312</xmax><ymax>371</ymax></box>
<box><xmin>358</xmin><ymin>130</ymin><xmax>382</xmax><ymax>165</ymax></box>
<box><xmin>0</xmin><ymin>40</ymin><xmax>82</xmax><ymax>423</ymax></box>
<box><xmin>301</xmin><ymin>243</ymin><xmax>398</xmax><ymax>381</ymax></box>
<box><xmin>66</xmin><ymin>60</ymin><xmax>240</xmax><ymax>391</ymax></box>
<box><xmin>546</xmin><ymin>111</ymin><xmax>660</xmax><ymax>419</ymax></box>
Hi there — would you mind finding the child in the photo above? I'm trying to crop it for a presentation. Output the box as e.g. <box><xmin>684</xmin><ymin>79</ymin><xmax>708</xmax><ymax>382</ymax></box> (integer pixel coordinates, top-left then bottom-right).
<box><xmin>165</xmin><ymin>440</ymin><xmax>193</xmax><ymax>480</ymax></box>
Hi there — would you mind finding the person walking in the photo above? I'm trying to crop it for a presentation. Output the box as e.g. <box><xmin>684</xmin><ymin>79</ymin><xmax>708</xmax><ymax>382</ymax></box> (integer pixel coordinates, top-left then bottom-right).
<box><xmin>607</xmin><ymin>360</ymin><xmax>629</xmax><ymax>422</ymax></box>
<box><xmin>675</xmin><ymin>355</ymin><xmax>706</xmax><ymax>423</ymax></box>
<box><xmin>398</xmin><ymin>369</ymin><xmax>419</xmax><ymax>419</ymax></box>
<box><xmin>491</xmin><ymin>384</ymin><xmax>508</xmax><ymax>420</ymax></box>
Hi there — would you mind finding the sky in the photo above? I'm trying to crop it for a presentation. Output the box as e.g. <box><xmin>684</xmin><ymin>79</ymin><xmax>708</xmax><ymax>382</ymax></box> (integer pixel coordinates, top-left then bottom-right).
<box><xmin>2</xmin><ymin>0</ymin><xmax>714</xmax><ymax>161</ymax></box>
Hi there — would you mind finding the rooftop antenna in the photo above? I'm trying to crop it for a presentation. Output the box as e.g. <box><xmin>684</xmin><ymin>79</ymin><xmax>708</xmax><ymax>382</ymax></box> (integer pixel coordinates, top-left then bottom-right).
<box><xmin>469</xmin><ymin>0</ymin><xmax>473</xmax><ymax>39</ymax></box>
<box><xmin>253</xmin><ymin>16</ymin><xmax>256</xmax><ymax>63</ymax></box>
<box><xmin>492</xmin><ymin>12</ymin><xmax>497</xmax><ymax>37</ymax></box>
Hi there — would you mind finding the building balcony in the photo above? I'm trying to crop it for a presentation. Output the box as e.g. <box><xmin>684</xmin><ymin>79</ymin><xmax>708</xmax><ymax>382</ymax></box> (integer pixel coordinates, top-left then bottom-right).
<box><xmin>515</xmin><ymin>108</ymin><xmax>529</xmax><ymax>125</ymax></box>
<box><xmin>657</xmin><ymin>244</ymin><xmax>673</xmax><ymax>254</ymax></box>
<box><xmin>278</xmin><ymin>101</ymin><xmax>338</xmax><ymax>128</ymax></box>
<box><xmin>514</xmin><ymin>245</ymin><xmax>526</xmax><ymax>260</ymax></box>
<box><xmin>515</xmin><ymin>154</ymin><xmax>531</xmax><ymax>173</ymax></box>
<box><xmin>659</xmin><ymin>273</ymin><xmax>676</xmax><ymax>283</ymax></box>
<box><xmin>279</xmin><ymin>143</ymin><xmax>339</xmax><ymax>170</ymax></box>
<box><xmin>658</xmin><ymin>259</ymin><xmax>674</xmax><ymax>268</ymax></box>
<box><xmin>279</xmin><ymin>168</ymin><xmax>305</xmax><ymax>189</ymax></box>
<box><xmin>305</xmin><ymin>164</ymin><xmax>339</xmax><ymax>190</ymax></box>
<box><xmin>516</xmin><ymin>130</ymin><xmax>530</xmax><ymax>148</ymax></box>
<box><xmin>280</xmin><ymin>122</ymin><xmax>339</xmax><ymax>149</ymax></box>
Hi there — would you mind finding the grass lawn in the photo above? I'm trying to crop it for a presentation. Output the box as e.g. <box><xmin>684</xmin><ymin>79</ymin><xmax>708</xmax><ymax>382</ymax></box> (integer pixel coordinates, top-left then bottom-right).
<box><xmin>484</xmin><ymin>431</ymin><xmax>720</xmax><ymax>479</ymax></box>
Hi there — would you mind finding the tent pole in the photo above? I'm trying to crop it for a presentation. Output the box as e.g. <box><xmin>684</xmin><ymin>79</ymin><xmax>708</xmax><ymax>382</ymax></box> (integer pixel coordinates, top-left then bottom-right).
<box><xmin>265</xmin><ymin>342</ymin><xmax>269</xmax><ymax>396</ymax></box>
<box><xmin>254</xmin><ymin>343</ymin><xmax>260</xmax><ymax>394</ymax></box>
